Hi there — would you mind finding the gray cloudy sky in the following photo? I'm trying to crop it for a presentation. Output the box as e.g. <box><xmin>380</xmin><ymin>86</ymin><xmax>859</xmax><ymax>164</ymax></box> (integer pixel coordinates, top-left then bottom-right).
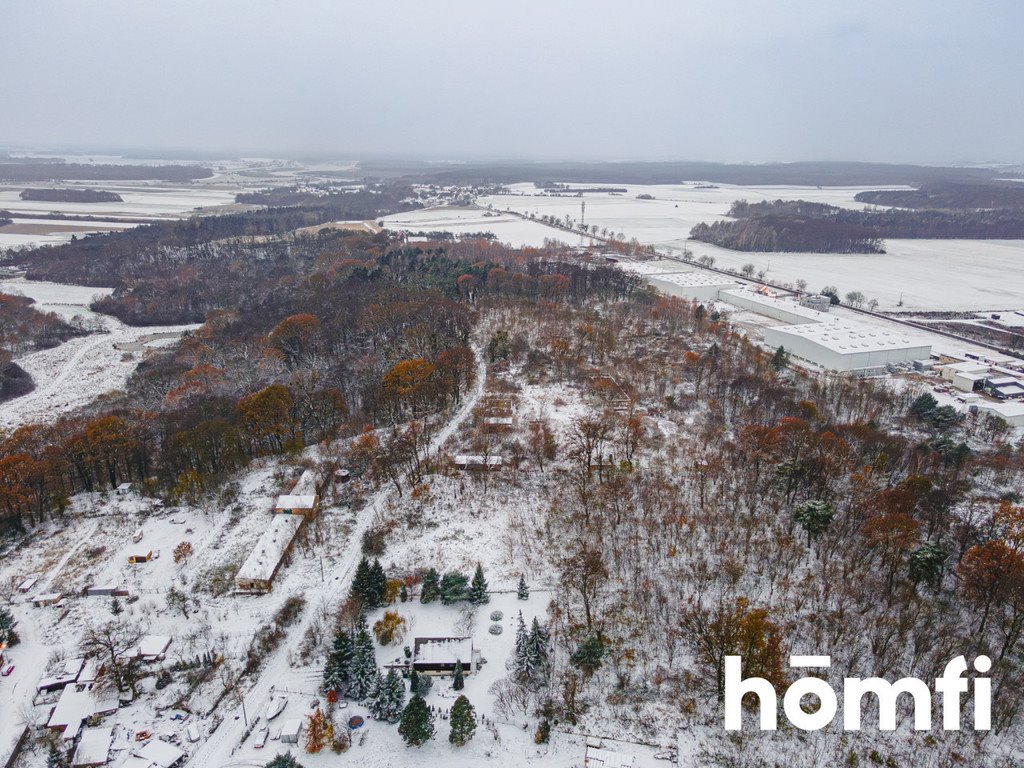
<box><xmin>2</xmin><ymin>0</ymin><xmax>1022</xmax><ymax>162</ymax></box>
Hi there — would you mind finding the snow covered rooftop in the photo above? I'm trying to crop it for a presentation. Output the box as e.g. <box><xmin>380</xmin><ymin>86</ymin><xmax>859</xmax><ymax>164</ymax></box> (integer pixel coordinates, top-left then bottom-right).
<box><xmin>585</xmin><ymin>746</ymin><xmax>637</xmax><ymax>768</ymax></box>
<box><xmin>133</xmin><ymin>739</ymin><xmax>187</xmax><ymax>768</ymax></box>
<box><xmin>650</xmin><ymin>271</ymin><xmax>740</xmax><ymax>289</ymax></box>
<box><xmin>454</xmin><ymin>455</ymin><xmax>503</xmax><ymax>466</ymax></box>
<box><xmin>235</xmin><ymin>514</ymin><xmax>304</xmax><ymax>583</ymax></box>
<box><xmin>720</xmin><ymin>287</ymin><xmax>833</xmax><ymax>323</ymax></box>
<box><xmin>274</xmin><ymin>494</ymin><xmax>317</xmax><ymax>509</ymax></box>
<box><xmin>38</xmin><ymin>658</ymin><xmax>85</xmax><ymax>690</ymax></box>
<box><xmin>280</xmin><ymin>719</ymin><xmax>303</xmax><ymax>739</ymax></box>
<box><xmin>766</xmin><ymin>320</ymin><xmax>930</xmax><ymax>355</ymax></box>
<box><xmin>48</xmin><ymin>685</ymin><xmax>116</xmax><ymax>738</ymax></box>
<box><xmin>413</xmin><ymin>637</ymin><xmax>474</xmax><ymax>665</ymax></box>
<box><xmin>137</xmin><ymin>635</ymin><xmax>171</xmax><ymax>660</ymax></box>
<box><xmin>72</xmin><ymin>726</ymin><xmax>113</xmax><ymax>767</ymax></box>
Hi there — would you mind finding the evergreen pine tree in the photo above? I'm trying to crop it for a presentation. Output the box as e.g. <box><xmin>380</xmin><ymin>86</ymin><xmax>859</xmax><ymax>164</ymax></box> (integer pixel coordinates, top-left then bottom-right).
<box><xmin>440</xmin><ymin>572</ymin><xmax>469</xmax><ymax>604</ymax></box>
<box><xmin>370</xmin><ymin>669</ymin><xmax>406</xmax><ymax>723</ymax></box>
<box><xmin>322</xmin><ymin>629</ymin><xmax>354</xmax><ymax>694</ymax></box>
<box><xmin>526</xmin><ymin>617</ymin><xmax>550</xmax><ymax>684</ymax></box>
<box><xmin>516</xmin><ymin>574</ymin><xmax>529</xmax><ymax>600</ymax></box>
<box><xmin>0</xmin><ymin>608</ymin><xmax>18</xmax><ymax>646</ymax></box>
<box><xmin>468</xmin><ymin>563</ymin><xmax>489</xmax><ymax>605</ymax></box>
<box><xmin>420</xmin><ymin>568</ymin><xmax>441</xmax><ymax>604</ymax></box>
<box><xmin>351</xmin><ymin>557</ymin><xmax>373</xmax><ymax>606</ymax></box>
<box><xmin>47</xmin><ymin>744</ymin><xmax>68</xmax><ymax>768</ymax></box>
<box><xmin>110</xmin><ymin>597</ymin><xmax>123</xmax><ymax>616</ymax></box>
<box><xmin>370</xmin><ymin>559</ymin><xmax>387</xmax><ymax>607</ymax></box>
<box><xmin>452</xmin><ymin>660</ymin><xmax>465</xmax><ymax>691</ymax></box>
<box><xmin>448</xmin><ymin>695</ymin><xmax>476</xmax><ymax>746</ymax></box>
<box><xmin>265</xmin><ymin>755</ymin><xmax>304</xmax><ymax>768</ymax></box>
<box><xmin>347</xmin><ymin>614</ymin><xmax>378</xmax><ymax>701</ymax></box>
<box><xmin>398</xmin><ymin>694</ymin><xmax>435</xmax><ymax>747</ymax></box>
<box><xmin>570</xmin><ymin>633</ymin><xmax>605</xmax><ymax>677</ymax></box>
<box><xmin>512</xmin><ymin>611</ymin><xmax>530</xmax><ymax>682</ymax></box>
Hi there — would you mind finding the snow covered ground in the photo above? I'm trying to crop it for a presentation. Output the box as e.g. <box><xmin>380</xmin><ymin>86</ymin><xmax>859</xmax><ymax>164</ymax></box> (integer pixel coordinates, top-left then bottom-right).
<box><xmin>478</xmin><ymin>183</ymin><xmax>1024</xmax><ymax>312</ymax></box>
<box><xmin>379</xmin><ymin>207</ymin><xmax>596</xmax><ymax>249</ymax></box>
<box><xmin>0</xmin><ymin>277</ymin><xmax>198</xmax><ymax>429</ymax></box>
<box><xmin>0</xmin><ymin>182</ymin><xmax>244</xmax><ymax>248</ymax></box>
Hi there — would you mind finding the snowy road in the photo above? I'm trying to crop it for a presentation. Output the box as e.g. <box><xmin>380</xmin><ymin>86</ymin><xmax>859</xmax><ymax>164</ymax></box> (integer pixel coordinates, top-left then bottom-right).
<box><xmin>186</xmin><ymin>350</ymin><xmax>486</xmax><ymax>767</ymax></box>
<box><xmin>0</xmin><ymin>278</ymin><xmax>199</xmax><ymax>429</ymax></box>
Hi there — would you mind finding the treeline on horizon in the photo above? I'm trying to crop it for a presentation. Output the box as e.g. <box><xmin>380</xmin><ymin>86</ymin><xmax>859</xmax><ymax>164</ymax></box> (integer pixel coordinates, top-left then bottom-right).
<box><xmin>378</xmin><ymin>159</ymin><xmax>1013</xmax><ymax>187</ymax></box>
<box><xmin>856</xmin><ymin>180</ymin><xmax>1024</xmax><ymax>210</ymax></box>
<box><xmin>19</xmin><ymin>188</ymin><xmax>124</xmax><ymax>203</ymax></box>
<box><xmin>690</xmin><ymin>191</ymin><xmax>1024</xmax><ymax>253</ymax></box>
<box><xmin>0</xmin><ymin>160</ymin><xmax>213</xmax><ymax>182</ymax></box>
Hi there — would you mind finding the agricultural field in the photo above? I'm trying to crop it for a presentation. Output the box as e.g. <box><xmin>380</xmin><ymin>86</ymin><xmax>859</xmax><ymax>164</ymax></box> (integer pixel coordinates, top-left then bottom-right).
<box><xmin>379</xmin><ymin>206</ymin><xmax>597</xmax><ymax>249</ymax></box>
<box><xmin>479</xmin><ymin>183</ymin><xmax>1024</xmax><ymax>312</ymax></box>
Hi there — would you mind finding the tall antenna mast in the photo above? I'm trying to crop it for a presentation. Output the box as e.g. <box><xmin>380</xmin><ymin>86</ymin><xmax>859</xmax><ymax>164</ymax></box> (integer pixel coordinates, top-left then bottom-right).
<box><xmin>580</xmin><ymin>199</ymin><xmax>587</xmax><ymax>247</ymax></box>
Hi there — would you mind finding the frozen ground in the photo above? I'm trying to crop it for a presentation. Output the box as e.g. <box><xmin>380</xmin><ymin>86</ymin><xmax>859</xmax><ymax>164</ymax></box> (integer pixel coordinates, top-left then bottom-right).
<box><xmin>479</xmin><ymin>183</ymin><xmax>1024</xmax><ymax>312</ymax></box>
<box><xmin>684</xmin><ymin>239</ymin><xmax>1024</xmax><ymax>312</ymax></box>
<box><xmin>0</xmin><ymin>182</ymin><xmax>245</xmax><ymax>249</ymax></box>
<box><xmin>379</xmin><ymin>207</ymin><xmax>596</xmax><ymax>249</ymax></box>
<box><xmin>0</xmin><ymin>277</ymin><xmax>198</xmax><ymax>429</ymax></box>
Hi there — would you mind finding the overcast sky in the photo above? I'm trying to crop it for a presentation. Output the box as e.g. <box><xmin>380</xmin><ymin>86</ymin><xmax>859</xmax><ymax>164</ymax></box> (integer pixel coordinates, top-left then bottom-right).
<box><xmin>2</xmin><ymin>0</ymin><xmax>1022</xmax><ymax>163</ymax></box>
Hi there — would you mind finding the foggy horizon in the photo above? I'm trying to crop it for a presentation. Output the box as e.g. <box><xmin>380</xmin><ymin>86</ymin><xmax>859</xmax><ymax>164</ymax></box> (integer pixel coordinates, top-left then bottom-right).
<box><xmin>3</xmin><ymin>0</ymin><xmax>1024</xmax><ymax>165</ymax></box>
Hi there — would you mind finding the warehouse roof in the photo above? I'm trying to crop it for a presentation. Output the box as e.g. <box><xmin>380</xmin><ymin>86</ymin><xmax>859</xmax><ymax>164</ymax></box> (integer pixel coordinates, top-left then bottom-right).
<box><xmin>766</xmin><ymin>320</ymin><xmax>930</xmax><ymax>355</ymax></box>
<box><xmin>652</xmin><ymin>272</ymin><xmax>741</xmax><ymax>289</ymax></box>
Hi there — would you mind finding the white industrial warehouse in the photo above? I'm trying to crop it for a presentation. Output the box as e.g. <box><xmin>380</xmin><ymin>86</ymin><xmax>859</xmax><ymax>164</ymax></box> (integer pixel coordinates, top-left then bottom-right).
<box><xmin>722</xmin><ymin>288</ymin><xmax>931</xmax><ymax>373</ymax></box>
<box><xmin>621</xmin><ymin>261</ymin><xmax>933</xmax><ymax>374</ymax></box>
<box><xmin>763</xmin><ymin>321</ymin><xmax>932</xmax><ymax>373</ymax></box>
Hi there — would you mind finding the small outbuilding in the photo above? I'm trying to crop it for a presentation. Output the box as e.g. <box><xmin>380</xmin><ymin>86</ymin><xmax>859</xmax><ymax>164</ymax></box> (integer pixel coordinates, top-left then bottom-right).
<box><xmin>453</xmin><ymin>455</ymin><xmax>503</xmax><ymax>471</ymax></box>
<box><xmin>132</xmin><ymin>739</ymin><xmax>187</xmax><ymax>768</ymax></box>
<box><xmin>273</xmin><ymin>494</ymin><xmax>319</xmax><ymax>518</ymax></box>
<box><xmin>136</xmin><ymin>635</ymin><xmax>172</xmax><ymax>662</ymax></box>
<box><xmin>280</xmin><ymin>718</ymin><xmax>303</xmax><ymax>744</ymax></box>
<box><xmin>72</xmin><ymin>726</ymin><xmax>114</xmax><ymax>767</ymax></box>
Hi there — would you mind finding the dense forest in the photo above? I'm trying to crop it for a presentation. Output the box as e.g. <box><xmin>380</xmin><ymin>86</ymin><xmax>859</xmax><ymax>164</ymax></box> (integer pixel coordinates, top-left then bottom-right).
<box><xmin>0</xmin><ymin>161</ymin><xmax>212</xmax><ymax>182</ymax></box>
<box><xmin>2</xmin><ymin>193</ymin><xmax>1024</xmax><ymax>763</ymax></box>
<box><xmin>314</xmin><ymin>258</ymin><xmax>1024</xmax><ymax>763</ymax></box>
<box><xmin>856</xmin><ymin>181</ymin><xmax>1024</xmax><ymax>210</ymax></box>
<box><xmin>19</xmin><ymin>188</ymin><xmax>124</xmax><ymax>203</ymax></box>
<box><xmin>6</xmin><ymin>184</ymin><xmax>419</xmax><ymax>291</ymax></box>
<box><xmin>690</xmin><ymin>198</ymin><xmax>1024</xmax><ymax>252</ymax></box>
<box><xmin>0</xmin><ymin>354</ymin><xmax>32</xmax><ymax>403</ymax></box>
<box><xmin>0</xmin><ymin>292</ymin><xmax>86</xmax><ymax>403</ymax></box>
<box><xmin>0</xmin><ymin>215</ymin><xmax>639</xmax><ymax>531</ymax></box>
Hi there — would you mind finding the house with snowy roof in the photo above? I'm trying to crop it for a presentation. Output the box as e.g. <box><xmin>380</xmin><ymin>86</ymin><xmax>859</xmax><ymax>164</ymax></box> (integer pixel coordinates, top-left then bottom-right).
<box><xmin>411</xmin><ymin>637</ymin><xmax>480</xmax><ymax>675</ymax></box>
<box><xmin>235</xmin><ymin>513</ymin><xmax>304</xmax><ymax>592</ymax></box>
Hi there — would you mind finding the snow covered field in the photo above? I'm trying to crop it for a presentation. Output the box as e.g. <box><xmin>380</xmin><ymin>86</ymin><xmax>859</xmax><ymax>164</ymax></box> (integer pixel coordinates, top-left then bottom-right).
<box><xmin>379</xmin><ymin>207</ymin><xmax>596</xmax><ymax>248</ymax></box>
<box><xmin>0</xmin><ymin>277</ymin><xmax>198</xmax><ymax>428</ymax></box>
<box><xmin>0</xmin><ymin>183</ymin><xmax>244</xmax><ymax>248</ymax></box>
<box><xmin>684</xmin><ymin>239</ymin><xmax>1024</xmax><ymax>312</ymax></box>
<box><xmin>478</xmin><ymin>183</ymin><xmax>1024</xmax><ymax>312</ymax></box>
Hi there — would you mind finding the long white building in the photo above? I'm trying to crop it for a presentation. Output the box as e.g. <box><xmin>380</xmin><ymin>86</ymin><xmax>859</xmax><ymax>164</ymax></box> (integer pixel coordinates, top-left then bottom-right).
<box><xmin>763</xmin><ymin>321</ymin><xmax>932</xmax><ymax>373</ymax></box>
<box><xmin>718</xmin><ymin>288</ymin><xmax>931</xmax><ymax>373</ymax></box>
